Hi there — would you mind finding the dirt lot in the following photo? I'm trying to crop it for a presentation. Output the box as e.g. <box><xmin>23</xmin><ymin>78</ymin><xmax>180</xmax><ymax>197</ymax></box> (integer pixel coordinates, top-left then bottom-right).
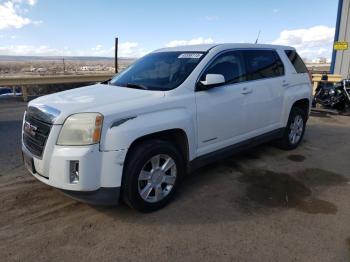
<box><xmin>0</xmin><ymin>98</ymin><xmax>350</xmax><ymax>262</ymax></box>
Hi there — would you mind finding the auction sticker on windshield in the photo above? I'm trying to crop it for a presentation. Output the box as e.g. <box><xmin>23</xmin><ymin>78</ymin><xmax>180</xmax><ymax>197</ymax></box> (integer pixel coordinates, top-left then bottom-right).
<box><xmin>178</xmin><ymin>53</ymin><xmax>203</xmax><ymax>59</ymax></box>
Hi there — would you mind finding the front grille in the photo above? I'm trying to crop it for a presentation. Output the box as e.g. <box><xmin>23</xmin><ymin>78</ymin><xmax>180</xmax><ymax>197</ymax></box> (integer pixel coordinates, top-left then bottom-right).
<box><xmin>23</xmin><ymin>113</ymin><xmax>52</xmax><ymax>158</ymax></box>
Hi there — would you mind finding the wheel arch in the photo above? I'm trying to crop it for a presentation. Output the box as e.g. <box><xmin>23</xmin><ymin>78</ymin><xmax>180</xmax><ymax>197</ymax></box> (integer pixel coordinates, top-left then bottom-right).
<box><xmin>283</xmin><ymin>97</ymin><xmax>311</xmax><ymax>126</ymax></box>
<box><xmin>292</xmin><ymin>98</ymin><xmax>310</xmax><ymax>114</ymax></box>
<box><xmin>123</xmin><ymin>128</ymin><xmax>190</xmax><ymax>173</ymax></box>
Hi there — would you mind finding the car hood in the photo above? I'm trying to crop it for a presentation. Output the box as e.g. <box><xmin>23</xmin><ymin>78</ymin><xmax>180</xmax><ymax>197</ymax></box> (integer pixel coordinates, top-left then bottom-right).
<box><xmin>28</xmin><ymin>84</ymin><xmax>165</xmax><ymax>124</ymax></box>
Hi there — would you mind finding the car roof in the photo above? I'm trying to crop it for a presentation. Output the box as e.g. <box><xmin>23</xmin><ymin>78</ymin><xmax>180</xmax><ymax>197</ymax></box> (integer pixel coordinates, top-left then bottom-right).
<box><xmin>153</xmin><ymin>43</ymin><xmax>295</xmax><ymax>53</ymax></box>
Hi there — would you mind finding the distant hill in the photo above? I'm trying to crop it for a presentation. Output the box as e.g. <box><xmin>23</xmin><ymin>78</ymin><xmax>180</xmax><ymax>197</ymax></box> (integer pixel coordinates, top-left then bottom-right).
<box><xmin>0</xmin><ymin>55</ymin><xmax>135</xmax><ymax>62</ymax></box>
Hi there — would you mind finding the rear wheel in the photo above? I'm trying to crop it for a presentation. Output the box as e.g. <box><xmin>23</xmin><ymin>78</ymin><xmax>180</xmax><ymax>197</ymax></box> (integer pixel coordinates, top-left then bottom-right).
<box><xmin>122</xmin><ymin>140</ymin><xmax>185</xmax><ymax>212</ymax></box>
<box><xmin>277</xmin><ymin>107</ymin><xmax>307</xmax><ymax>150</ymax></box>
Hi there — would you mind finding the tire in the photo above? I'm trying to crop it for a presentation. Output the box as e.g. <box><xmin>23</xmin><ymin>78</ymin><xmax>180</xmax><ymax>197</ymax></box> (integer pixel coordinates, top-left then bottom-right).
<box><xmin>277</xmin><ymin>106</ymin><xmax>307</xmax><ymax>150</ymax></box>
<box><xmin>122</xmin><ymin>139</ymin><xmax>185</xmax><ymax>212</ymax></box>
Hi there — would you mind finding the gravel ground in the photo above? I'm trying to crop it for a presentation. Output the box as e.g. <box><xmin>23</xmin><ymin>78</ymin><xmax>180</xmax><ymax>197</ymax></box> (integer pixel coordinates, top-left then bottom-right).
<box><xmin>0</xmin><ymin>97</ymin><xmax>350</xmax><ymax>262</ymax></box>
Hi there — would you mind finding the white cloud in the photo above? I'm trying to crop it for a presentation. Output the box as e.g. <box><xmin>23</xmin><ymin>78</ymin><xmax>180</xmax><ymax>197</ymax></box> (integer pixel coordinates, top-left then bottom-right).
<box><xmin>0</xmin><ymin>34</ymin><xmax>18</xmax><ymax>39</ymax></box>
<box><xmin>0</xmin><ymin>42</ymin><xmax>148</xmax><ymax>57</ymax></box>
<box><xmin>0</xmin><ymin>1</ymin><xmax>31</xmax><ymax>29</ymax></box>
<box><xmin>0</xmin><ymin>45</ymin><xmax>73</xmax><ymax>56</ymax></box>
<box><xmin>0</xmin><ymin>38</ymin><xmax>216</xmax><ymax>57</ymax></box>
<box><xmin>166</xmin><ymin>37</ymin><xmax>215</xmax><ymax>47</ymax></box>
<box><xmin>27</xmin><ymin>0</ymin><xmax>37</xmax><ymax>6</ymax></box>
<box><xmin>85</xmin><ymin>42</ymin><xmax>148</xmax><ymax>57</ymax></box>
<box><xmin>272</xmin><ymin>25</ymin><xmax>335</xmax><ymax>60</ymax></box>
<box><xmin>119</xmin><ymin>42</ymin><xmax>147</xmax><ymax>57</ymax></box>
<box><xmin>0</xmin><ymin>0</ymin><xmax>39</xmax><ymax>30</ymax></box>
<box><xmin>32</xmin><ymin>20</ymin><xmax>42</xmax><ymax>25</ymax></box>
<box><xmin>205</xmin><ymin>15</ymin><xmax>219</xmax><ymax>21</ymax></box>
<box><xmin>91</xmin><ymin>44</ymin><xmax>104</xmax><ymax>52</ymax></box>
<box><xmin>11</xmin><ymin>0</ymin><xmax>37</xmax><ymax>6</ymax></box>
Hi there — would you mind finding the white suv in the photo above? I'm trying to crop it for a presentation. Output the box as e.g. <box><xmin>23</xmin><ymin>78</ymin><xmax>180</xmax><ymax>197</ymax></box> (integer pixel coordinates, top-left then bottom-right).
<box><xmin>22</xmin><ymin>44</ymin><xmax>312</xmax><ymax>212</ymax></box>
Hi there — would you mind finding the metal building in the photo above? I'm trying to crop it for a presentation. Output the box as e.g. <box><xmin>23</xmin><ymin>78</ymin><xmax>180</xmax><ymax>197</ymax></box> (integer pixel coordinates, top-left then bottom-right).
<box><xmin>331</xmin><ymin>0</ymin><xmax>350</xmax><ymax>78</ymax></box>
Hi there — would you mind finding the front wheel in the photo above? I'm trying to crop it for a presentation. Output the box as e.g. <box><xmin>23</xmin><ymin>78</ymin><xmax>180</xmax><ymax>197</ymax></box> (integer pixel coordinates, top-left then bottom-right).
<box><xmin>122</xmin><ymin>140</ymin><xmax>185</xmax><ymax>212</ymax></box>
<box><xmin>277</xmin><ymin>107</ymin><xmax>307</xmax><ymax>150</ymax></box>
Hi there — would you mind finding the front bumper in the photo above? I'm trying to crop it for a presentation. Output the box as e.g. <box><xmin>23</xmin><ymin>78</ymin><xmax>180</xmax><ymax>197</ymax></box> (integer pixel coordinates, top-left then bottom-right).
<box><xmin>60</xmin><ymin>187</ymin><xmax>120</xmax><ymax>206</ymax></box>
<box><xmin>22</xmin><ymin>140</ymin><xmax>127</xmax><ymax>205</ymax></box>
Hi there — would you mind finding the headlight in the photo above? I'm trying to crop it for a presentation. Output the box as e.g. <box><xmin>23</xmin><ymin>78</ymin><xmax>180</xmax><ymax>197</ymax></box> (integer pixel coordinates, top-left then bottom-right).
<box><xmin>57</xmin><ymin>113</ymin><xmax>103</xmax><ymax>146</ymax></box>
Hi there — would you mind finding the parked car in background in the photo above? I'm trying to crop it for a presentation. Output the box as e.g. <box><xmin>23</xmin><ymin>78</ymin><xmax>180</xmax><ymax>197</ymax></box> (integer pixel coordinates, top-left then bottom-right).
<box><xmin>22</xmin><ymin>44</ymin><xmax>312</xmax><ymax>212</ymax></box>
<box><xmin>0</xmin><ymin>87</ymin><xmax>22</xmax><ymax>97</ymax></box>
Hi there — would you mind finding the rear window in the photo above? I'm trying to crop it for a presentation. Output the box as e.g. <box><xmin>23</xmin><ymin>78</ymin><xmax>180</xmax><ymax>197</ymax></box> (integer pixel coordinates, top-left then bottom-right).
<box><xmin>243</xmin><ymin>50</ymin><xmax>284</xmax><ymax>81</ymax></box>
<box><xmin>285</xmin><ymin>50</ymin><xmax>308</xmax><ymax>74</ymax></box>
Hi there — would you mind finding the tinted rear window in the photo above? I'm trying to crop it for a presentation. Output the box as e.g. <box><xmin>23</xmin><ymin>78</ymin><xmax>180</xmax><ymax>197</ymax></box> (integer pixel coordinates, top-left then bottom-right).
<box><xmin>285</xmin><ymin>50</ymin><xmax>308</xmax><ymax>74</ymax></box>
<box><xmin>243</xmin><ymin>50</ymin><xmax>284</xmax><ymax>81</ymax></box>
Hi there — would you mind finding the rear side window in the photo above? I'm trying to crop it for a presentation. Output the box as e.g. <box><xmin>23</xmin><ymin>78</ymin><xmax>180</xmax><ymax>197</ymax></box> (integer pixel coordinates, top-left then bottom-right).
<box><xmin>243</xmin><ymin>50</ymin><xmax>284</xmax><ymax>81</ymax></box>
<box><xmin>285</xmin><ymin>50</ymin><xmax>308</xmax><ymax>74</ymax></box>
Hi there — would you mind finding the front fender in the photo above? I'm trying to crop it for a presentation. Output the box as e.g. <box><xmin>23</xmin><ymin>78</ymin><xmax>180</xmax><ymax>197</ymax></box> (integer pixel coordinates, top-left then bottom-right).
<box><xmin>100</xmin><ymin>108</ymin><xmax>196</xmax><ymax>160</ymax></box>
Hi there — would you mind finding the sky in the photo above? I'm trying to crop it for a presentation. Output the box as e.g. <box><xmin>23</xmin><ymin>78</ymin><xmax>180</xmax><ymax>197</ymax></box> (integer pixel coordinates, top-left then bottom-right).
<box><xmin>0</xmin><ymin>0</ymin><xmax>339</xmax><ymax>60</ymax></box>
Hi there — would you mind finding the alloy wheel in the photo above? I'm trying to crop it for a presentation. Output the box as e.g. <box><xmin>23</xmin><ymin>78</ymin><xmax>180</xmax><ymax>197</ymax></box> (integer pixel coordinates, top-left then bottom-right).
<box><xmin>137</xmin><ymin>154</ymin><xmax>177</xmax><ymax>203</ymax></box>
<box><xmin>289</xmin><ymin>114</ymin><xmax>304</xmax><ymax>145</ymax></box>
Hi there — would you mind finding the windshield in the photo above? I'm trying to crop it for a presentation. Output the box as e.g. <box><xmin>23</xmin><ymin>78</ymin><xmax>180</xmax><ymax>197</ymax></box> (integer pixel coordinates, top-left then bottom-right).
<box><xmin>109</xmin><ymin>51</ymin><xmax>205</xmax><ymax>91</ymax></box>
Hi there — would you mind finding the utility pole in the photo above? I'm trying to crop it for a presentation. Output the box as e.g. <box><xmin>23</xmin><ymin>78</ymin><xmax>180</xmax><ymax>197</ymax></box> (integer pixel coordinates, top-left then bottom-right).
<box><xmin>115</xmin><ymin>37</ymin><xmax>118</xmax><ymax>73</ymax></box>
<box><xmin>63</xmin><ymin>58</ymin><xmax>66</xmax><ymax>74</ymax></box>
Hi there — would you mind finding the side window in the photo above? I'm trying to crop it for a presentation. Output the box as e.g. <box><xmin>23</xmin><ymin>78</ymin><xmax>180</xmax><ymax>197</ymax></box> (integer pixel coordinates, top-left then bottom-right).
<box><xmin>285</xmin><ymin>50</ymin><xmax>308</xmax><ymax>74</ymax></box>
<box><xmin>200</xmin><ymin>51</ymin><xmax>247</xmax><ymax>84</ymax></box>
<box><xmin>243</xmin><ymin>50</ymin><xmax>285</xmax><ymax>81</ymax></box>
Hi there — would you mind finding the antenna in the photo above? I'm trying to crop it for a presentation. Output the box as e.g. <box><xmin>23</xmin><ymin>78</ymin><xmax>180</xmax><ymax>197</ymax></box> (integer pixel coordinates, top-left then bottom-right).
<box><xmin>255</xmin><ymin>30</ymin><xmax>261</xmax><ymax>44</ymax></box>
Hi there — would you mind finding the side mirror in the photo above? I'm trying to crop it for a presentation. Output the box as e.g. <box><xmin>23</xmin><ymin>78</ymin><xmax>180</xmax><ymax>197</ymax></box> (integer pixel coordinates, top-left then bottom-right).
<box><xmin>197</xmin><ymin>74</ymin><xmax>225</xmax><ymax>91</ymax></box>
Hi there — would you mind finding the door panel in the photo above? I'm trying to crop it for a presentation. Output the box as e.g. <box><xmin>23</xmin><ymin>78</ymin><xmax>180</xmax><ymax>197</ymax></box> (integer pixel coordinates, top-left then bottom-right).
<box><xmin>244</xmin><ymin>77</ymin><xmax>284</xmax><ymax>134</ymax></box>
<box><xmin>195</xmin><ymin>83</ymin><xmax>246</xmax><ymax>155</ymax></box>
<box><xmin>195</xmin><ymin>50</ymin><xmax>249</xmax><ymax>156</ymax></box>
<box><xmin>195</xmin><ymin>49</ymin><xmax>286</xmax><ymax>156</ymax></box>
<box><xmin>242</xmin><ymin>50</ymin><xmax>285</xmax><ymax>134</ymax></box>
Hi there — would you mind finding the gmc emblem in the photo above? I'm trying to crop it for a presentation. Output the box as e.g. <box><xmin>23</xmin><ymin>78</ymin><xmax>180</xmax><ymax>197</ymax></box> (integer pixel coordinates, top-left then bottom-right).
<box><xmin>24</xmin><ymin>121</ymin><xmax>38</xmax><ymax>136</ymax></box>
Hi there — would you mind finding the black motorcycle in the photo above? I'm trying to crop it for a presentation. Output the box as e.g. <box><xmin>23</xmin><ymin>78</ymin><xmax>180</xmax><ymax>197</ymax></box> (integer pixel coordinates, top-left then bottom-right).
<box><xmin>313</xmin><ymin>75</ymin><xmax>350</xmax><ymax>111</ymax></box>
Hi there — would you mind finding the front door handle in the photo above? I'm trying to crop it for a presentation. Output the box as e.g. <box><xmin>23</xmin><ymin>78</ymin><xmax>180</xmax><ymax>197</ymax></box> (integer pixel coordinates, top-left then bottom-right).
<box><xmin>241</xmin><ymin>87</ymin><xmax>253</xmax><ymax>94</ymax></box>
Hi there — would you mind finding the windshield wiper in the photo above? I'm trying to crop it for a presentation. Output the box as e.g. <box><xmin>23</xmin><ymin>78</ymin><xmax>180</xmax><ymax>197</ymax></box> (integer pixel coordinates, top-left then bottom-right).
<box><xmin>125</xmin><ymin>83</ymin><xmax>149</xmax><ymax>90</ymax></box>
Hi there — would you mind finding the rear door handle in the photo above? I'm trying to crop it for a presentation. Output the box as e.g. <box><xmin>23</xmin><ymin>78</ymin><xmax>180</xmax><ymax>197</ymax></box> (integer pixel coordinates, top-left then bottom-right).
<box><xmin>241</xmin><ymin>87</ymin><xmax>253</xmax><ymax>94</ymax></box>
<box><xmin>282</xmin><ymin>80</ymin><xmax>290</xmax><ymax>87</ymax></box>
